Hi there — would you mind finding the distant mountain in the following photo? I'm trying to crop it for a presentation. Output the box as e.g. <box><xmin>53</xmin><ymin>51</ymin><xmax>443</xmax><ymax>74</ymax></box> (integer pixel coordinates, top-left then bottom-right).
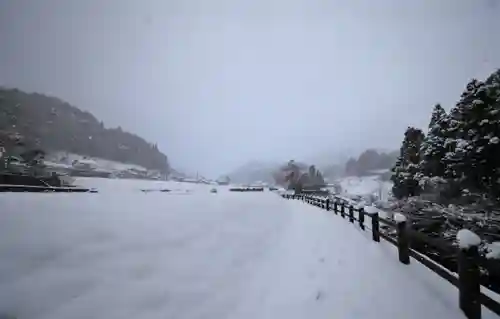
<box><xmin>344</xmin><ymin>149</ymin><xmax>398</xmax><ymax>177</ymax></box>
<box><xmin>306</xmin><ymin>147</ymin><xmax>398</xmax><ymax>180</ymax></box>
<box><xmin>305</xmin><ymin>147</ymin><xmax>362</xmax><ymax>169</ymax></box>
<box><xmin>0</xmin><ymin>88</ymin><xmax>169</xmax><ymax>173</ymax></box>
<box><xmin>225</xmin><ymin>161</ymin><xmax>281</xmax><ymax>185</ymax></box>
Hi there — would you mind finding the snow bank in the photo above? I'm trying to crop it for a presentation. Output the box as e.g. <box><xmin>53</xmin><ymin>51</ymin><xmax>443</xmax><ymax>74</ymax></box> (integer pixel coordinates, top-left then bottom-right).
<box><xmin>456</xmin><ymin>229</ymin><xmax>481</xmax><ymax>249</ymax></box>
<box><xmin>394</xmin><ymin>213</ymin><xmax>407</xmax><ymax>223</ymax></box>
<box><xmin>486</xmin><ymin>242</ymin><xmax>500</xmax><ymax>260</ymax></box>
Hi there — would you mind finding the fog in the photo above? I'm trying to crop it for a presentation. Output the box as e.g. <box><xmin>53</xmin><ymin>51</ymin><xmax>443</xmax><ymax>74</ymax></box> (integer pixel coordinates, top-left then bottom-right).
<box><xmin>1</xmin><ymin>0</ymin><xmax>499</xmax><ymax>177</ymax></box>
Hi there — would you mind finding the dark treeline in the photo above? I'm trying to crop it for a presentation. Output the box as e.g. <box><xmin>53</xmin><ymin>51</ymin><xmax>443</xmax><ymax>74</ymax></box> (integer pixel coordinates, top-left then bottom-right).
<box><xmin>392</xmin><ymin>69</ymin><xmax>500</xmax><ymax>206</ymax></box>
<box><xmin>0</xmin><ymin>88</ymin><xmax>169</xmax><ymax>173</ymax></box>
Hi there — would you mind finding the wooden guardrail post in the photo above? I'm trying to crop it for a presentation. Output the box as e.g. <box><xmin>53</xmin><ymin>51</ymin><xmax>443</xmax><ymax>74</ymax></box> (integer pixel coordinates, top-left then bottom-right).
<box><xmin>371</xmin><ymin>212</ymin><xmax>380</xmax><ymax>242</ymax></box>
<box><xmin>333</xmin><ymin>201</ymin><xmax>338</xmax><ymax>214</ymax></box>
<box><xmin>396</xmin><ymin>214</ymin><xmax>410</xmax><ymax>265</ymax></box>
<box><xmin>358</xmin><ymin>207</ymin><xmax>365</xmax><ymax>230</ymax></box>
<box><xmin>340</xmin><ymin>202</ymin><xmax>345</xmax><ymax>218</ymax></box>
<box><xmin>325</xmin><ymin>198</ymin><xmax>330</xmax><ymax>211</ymax></box>
<box><xmin>457</xmin><ymin>230</ymin><xmax>481</xmax><ymax>319</ymax></box>
<box><xmin>349</xmin><ymin>205</ymin><xmax>355</xmax><ymax>223</ymax></box>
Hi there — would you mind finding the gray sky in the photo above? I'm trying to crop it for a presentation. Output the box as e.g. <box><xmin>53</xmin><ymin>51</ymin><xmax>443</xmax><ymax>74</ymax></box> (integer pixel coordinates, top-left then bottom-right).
<box><xmin>1</xmin><ymin>0</ymin><xmax>499</xmax><ymax>177</ymax></box>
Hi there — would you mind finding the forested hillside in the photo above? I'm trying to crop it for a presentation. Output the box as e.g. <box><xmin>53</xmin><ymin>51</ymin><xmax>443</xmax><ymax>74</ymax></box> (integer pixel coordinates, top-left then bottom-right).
<box><xmin>344</xmin><ymin>149</ymin><xmax>398</xmax><ymax>177</ymax></box>
<box><xmin>0</xmin><ymin>88</ymin><xmax>169</xmax><ymax>173</ymax></box>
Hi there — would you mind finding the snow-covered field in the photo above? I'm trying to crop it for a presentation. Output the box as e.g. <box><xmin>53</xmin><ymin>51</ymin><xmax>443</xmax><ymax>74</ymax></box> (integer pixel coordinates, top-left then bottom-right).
<box><xmin>74</xmin><ymin>177</ymin><xmax>218</xmax><ymax>194</ymax></box>
<box><xmin>0</xmin><ymin>178</ymin><xmax>494</xmax><ymax>319</ymax></box>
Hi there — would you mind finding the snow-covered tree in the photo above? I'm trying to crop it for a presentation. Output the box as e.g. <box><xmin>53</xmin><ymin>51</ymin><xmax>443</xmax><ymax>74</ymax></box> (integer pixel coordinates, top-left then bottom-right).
<box><xmin>444</xmin><ymin>70</ymin><xmax>500</xmax><ymax>199</ymax></box>
<box><xmin>391</xmin><ymin>127</ymin><xmax>425</xmax><ymax>198</ymax></box>
<box><xmin>419</xmin><ymin>104</ymin><xmax>448</xmax><ymax>178</ymax></box>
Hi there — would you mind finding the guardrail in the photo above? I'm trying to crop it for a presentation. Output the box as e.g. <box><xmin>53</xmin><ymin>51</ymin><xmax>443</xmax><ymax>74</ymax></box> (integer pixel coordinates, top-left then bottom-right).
<box><xmin>281</xmin><ymin>193</ymin><xmax>500</xmax><ymax>319</ymax></box>
<box><xmin>0</xmin><ymin>184</ymin><xmax>96</xmax><ymax>192</ymax></box>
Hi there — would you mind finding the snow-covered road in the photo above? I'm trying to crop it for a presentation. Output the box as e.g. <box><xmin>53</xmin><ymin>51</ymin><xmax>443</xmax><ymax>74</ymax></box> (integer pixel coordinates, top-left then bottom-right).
<box><xmin>0</xmin><ymin>181</ymin><xmax>492</xmax><ymax>318</ymax></box>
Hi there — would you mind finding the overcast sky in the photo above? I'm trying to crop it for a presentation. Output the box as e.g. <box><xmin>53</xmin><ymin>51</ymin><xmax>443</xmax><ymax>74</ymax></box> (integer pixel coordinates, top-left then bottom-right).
<box><xmin>0</xmin><ymin>0</ymin><xmax>499</xmax><ymax>176</ymax></box>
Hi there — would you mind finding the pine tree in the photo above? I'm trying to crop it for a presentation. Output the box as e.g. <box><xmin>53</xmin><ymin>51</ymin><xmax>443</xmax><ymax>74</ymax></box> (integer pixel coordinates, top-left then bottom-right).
<box><xmin>444</xmin><ymin>70</ymin><xmax>500</xmax><ymax>199</ymax></box>
<box><xmin>391</xmin><ymin>127</ymin><xmax>425</xmax><ymax>198</ymax></box>
<box><xmin>419</xmin><ymin>104</ymin><xmax>448</xmax><ymax>178</ymax></box>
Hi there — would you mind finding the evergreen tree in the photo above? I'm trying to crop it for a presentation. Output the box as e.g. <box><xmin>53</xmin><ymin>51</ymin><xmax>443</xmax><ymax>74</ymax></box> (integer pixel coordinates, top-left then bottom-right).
<box><xmin>444</xmin><ymin>70</ymin><xmax>500</xmax><ymax>199</ymax></box>
<box><xmin>419</xmin><ymin>104</ymin><xmax>448</xmax><ymax>178</ymax></box>
<box><xmin>391</xmin><ymin>127</ymin><xmax>425</xmax><ymax>198</ymax></box>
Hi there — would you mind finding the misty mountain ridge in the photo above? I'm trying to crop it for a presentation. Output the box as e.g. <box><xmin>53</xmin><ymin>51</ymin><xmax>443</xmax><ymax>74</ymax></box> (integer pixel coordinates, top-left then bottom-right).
<box><xmin>227</xmin><ymin>147</ymin><xmax>399</xmax><ymax>185</ymax></box>
<box><xmin>225</xmin><ymin>160</ymin><xmax>281</xmax><ymax>185</ymax></box>
<box><xmin>307</xmin><ymin>146</ymin><xmax>396</xmax><ymax>168</ymax></box>
<box><xmin>0</xmin><ymin>88</ymin><xmax>169</xmax><ymax>173</ymax></box>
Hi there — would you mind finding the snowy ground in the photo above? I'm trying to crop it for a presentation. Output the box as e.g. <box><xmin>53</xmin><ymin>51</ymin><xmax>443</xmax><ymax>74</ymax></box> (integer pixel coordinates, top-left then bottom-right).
<box><xmin>0</xmin><ymin>178</ymin><xmax>494</xmax><ymax>319</ymax></box>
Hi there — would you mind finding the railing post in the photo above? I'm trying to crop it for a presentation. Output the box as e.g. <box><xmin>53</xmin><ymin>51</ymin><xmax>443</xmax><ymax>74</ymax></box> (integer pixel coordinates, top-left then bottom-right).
<box><xmin>396</xmin><ymin>215</ymin><xmax>410</xmax><ymax>265</ymax></box>
<box><xmin>371</xmin><ymin>212</ymin><xmax>380</xmax><ymax>242</ymax></box>
<box><xmin>340</xmin><ymin>203</ymin><xmax>345</xmax><ymax>218</ymax></box>
<box><xmin>349</xmin><ymin>205</ymin><xmax>355</xmax><ymax>223</ymax></box>
<box><xmin>457</xmin><ymin>230</ymin><xmax>481</xmax><ymax>319</ymax></box>
<box><xmin>358</xmin><ymin>207</ymin><xmax>365</xmax><ymax>230</ymax></box>
<box><xmin>325</xmin><ymin>199</ymin><xmax>330</xmax><ymax>211</ymax></box>
<box><xmin>333</xmin><ymin>201</ymin><xmax>338</xmax><ymax>214</ymax></box>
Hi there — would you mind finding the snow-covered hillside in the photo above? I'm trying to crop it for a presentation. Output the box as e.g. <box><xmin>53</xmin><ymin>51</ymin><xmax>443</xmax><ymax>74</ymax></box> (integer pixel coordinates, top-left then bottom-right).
<box><xmin>46</xmin><ymin>152</ymin><xmax>151</xmax><ymax>173</ymax></box>
<box><xmin>0</xmin><ymin>179</ymin><xmax>494</xmax><ymax>319</ymax></box>
<box><xmin>335</xmin><ymin>175</ymin><xmax>393</xmax><ymax>202</ymax></box>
